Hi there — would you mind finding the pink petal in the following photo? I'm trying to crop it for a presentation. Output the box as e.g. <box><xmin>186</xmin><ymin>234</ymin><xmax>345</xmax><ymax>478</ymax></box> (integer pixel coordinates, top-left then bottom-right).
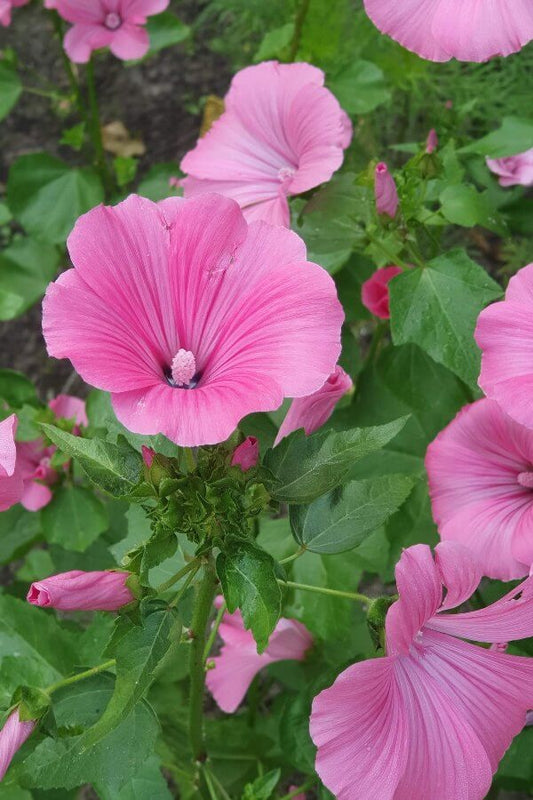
<box><xmin>0</xmin><ymin>711</ymin><xmax>35</xmax><ymax>781</ymax></box>
<box><xmin>49</xmin><ymin>394</ymin><xmax>88</xmax><ymax>427</ymax></box>
<box><xmin>0</xmin><ymin>414</ymin><xmax>18</xmax><ymax>478</ymax></box>
<box><xmin>487</xmin><ymin>150</ymin><xmax>533</xmax><ymax>188</ymax></box>
<box><xmin>109</xmin><ymin>22</ymin><xmax>150</xmax><ymax>61</ymax></box>
<box><xmin>27</xmin><ymin>569</ymin><xmax>133</xmax><ymax>611</ymax></box>
<box><xmin>206</xmin><ymin>643</ymin><xmax>271</xmax><ymax>713</ymax></box>
<box><xmin>20</xmin><ymin>480</ymin><xmax>53</xmax><ymax>511</ymax></box>
<box><xmin>231</xmin><ymin>436</ymin><xmax>259</xmax><ymax>471</ymax></box>
<box><xmin>263</xmin><ymin>617</ymin><xmax>313</xmax><ymax>660</ymax></box>
<box><xmin>56</xmin><ymin>0</ymin><xmax>105</xmax><ymax>24</ymax></box>
<box><xmin>386</xmin><ymin>544</ymin><xmax>442</xmax><ymax>655</ymax></box>
<box><xmin>363</xmin><ymin>0</ymin><xmax>450</xmax><ymax>62</ymax></box>
<box><xmin>361</xmin><ymin>265</ymin><xmax>402</xmax><ymax>319</ymax></box>
<box><xmin>63</xmin><ymin>24</ymin><xmax>113</xmax><ymax>63</ymax></box>
<box><xmin>124</xmin><ymin>0</ymin><xmax>169</xmax><ymax>16</ymax></box>
<box><xmin>435</xmin><ymin>541</ymin><xmax>483</xmax><ymax>610</ymax></box>
<box><xmin>426</xmin><ymin>398</ymin><xmax>533</xmax><ymax>580</ymax></box>
<box><xmin>310</xmin><ymin>657</ymin><xmax>408</xmax><ymax>800</ymax></box>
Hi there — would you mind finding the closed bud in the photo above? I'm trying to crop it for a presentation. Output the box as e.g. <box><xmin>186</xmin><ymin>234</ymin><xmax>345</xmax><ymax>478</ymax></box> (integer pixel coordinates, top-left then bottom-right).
<box><xmin>0</xmin><ymin>709</ymin><xmax>35</xmax><ymax>781</ymax></box>
<box><xmin>27</xmin><ymin>570</ymin><xmax>135</xmax><ymax>612</ymax></box>
<box><xmin>231</xmin><ymin>437</ymin><xmax>259</xmax><ymax>471</ymax></box>
<box><xmin>375</xmin><ymin>162</ymin><xmax>399</xmax><ymax>218</ymax></box>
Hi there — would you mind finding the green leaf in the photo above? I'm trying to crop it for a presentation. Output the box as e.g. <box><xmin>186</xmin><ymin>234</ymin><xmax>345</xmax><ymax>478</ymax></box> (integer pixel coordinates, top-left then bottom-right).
<box><xmin>292</xmin><ymin>176</ymin><xmax>371</xmax><ymax>273</ymax></box>
<box><xmin>0</xmin><ymin>505</ymin><xmax>41</xmax><ymax>564</ymax></box>
<box><xmin>146</xmin><ymin>12</ymin><xmax>190</xmax><ymax>54</ymax></box>
<box><xmin>105</xmin><ymin>756</ymin><xmax>173</xmax><ymax>800</ymax></box>
<box><xmin>21</xmin><ymin>676</ymin><xmax>159</xmax><ymax>794</ymax></box>
<box><xmin>40</xmin><ymin>425</ymin><xmax>143</xmax><ymax>498</ymax></box>
<box><xmin>495</xmin><ymin>726</ymin><xmax>533</xmax><ymax>793</ymax></box>
<box><xmin>137</xmin><ymin>162</ymin><xmax>180</xmax><ymax>201</ymax></box>
<box><xmin>439</xmin><ymin>185</ymin><xmax>506</xmax><ymax>234</ymax></box>
<box><xmin>389</xmin><ymin>249</ymin><xmax>502</xmax><ymax>387</ymax></box>
<box><xmin>0</xmin><ymin>62</ymin><xmax>22</xmax><ymax>120</ymax></box>
<box><xmin>41</xmin><ymin>486</ymin><xmax>109</xmax><ymax>552</ymax></box>
<box><xmin>329</xmin><ymin>60</ymin><xmax>390</xmax><ymax>114</ymax></box>
<box><xmin>254</xmin><ymin>23</ymin><xmax>294</xmax><ymax>61</ymax></box>
<box><xmin>385</xmin><ymin>480</ymin><xmax>437</xmax><ymax>572</ymax></box>
<box><xmin>0</xmin><ymin>237</ymin><xmax>61</xmax><ymax>319</ymax></box>
<box><xmin>217</xmin><ymin>540</ymin><xmax>281</xmax><ymax>653</ymax></box>
<box><xmin>82</xmin><ymin>602</ymin><xmax>180</xmax><ymax>748</ymax></box>
<box><xmin>265</xmin><ymin>417</ymin><xmax>409</xmax><ymax>504</ymax></box>
<box><xmin>290</xmin><ymin>474</ymin><xmax>414</xmax><ymax>554</ymax></box>
<box><xmin>243</xmin><ymin>768</ymin><xmax>280</xmax><ymax>800</ymax></box>
<box><xmin>460</xmin><ymin>116</ymin><xmax>533</xmax><ymax>158</ymax></box>
<box><xmin>0</xmin><ymin>595</ymin><xmax>76</xmax><ymax>686</ymax></box>
<box><xmin>7</xmin><ymin>153</ymin><xmax>104</xmax><ymax>245</ymax></box>
<box><xmin>0</xmin><ymin>370</ymin><xmax>39</xmax><ymax>408</ymax></box>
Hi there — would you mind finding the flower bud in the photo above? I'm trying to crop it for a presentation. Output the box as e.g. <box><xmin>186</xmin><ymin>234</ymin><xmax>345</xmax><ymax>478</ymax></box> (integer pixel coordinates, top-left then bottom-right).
<box><xmin>374</xmin><ymin>162</ymin><xmax>399</xmax><ymax>218</ymax></box>
<box><xmin>231</xmin><ymin>437</ymin><xmax>259</xmax><ymax>471</ymax></box>
<box><xmin>361</xmin><ymin>266</ymin><xmax>403</xmax><ymax>320</ymax></box>
<box><xmin>426</xmin><ymin>128</ymin><xmax>438</xmax><ymax>154</ymax></box>
<box><xmin>142</xmin><ymin>445</ymin><xmax>155</xmax><ymax>467</ymax></box>
<box><xmin>0</xmin><ymin>710</ymin><xmax>35</xmax><ymax>781</ymax></box>
<box><xmin>27</xmin><ymin>570</ymin><xmax>134</xmax><ymax>612</ymax></box>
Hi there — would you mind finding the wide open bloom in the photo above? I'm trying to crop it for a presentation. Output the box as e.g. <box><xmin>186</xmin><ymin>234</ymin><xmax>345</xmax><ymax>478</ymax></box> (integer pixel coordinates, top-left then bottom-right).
<box><xmin>27</xmin><ymin>570</ymin><xmax>134</xmax><ymax>611</ymax></box>
<box><xmin>0</xmin><ymin>0</ymin><xmax>29</xmax><ymax>27</ymax></box>
<box><xmin>206</xmin><ymin>597</ymin><xmax>313</xmax><ymax>713</ymax></box>
<box><xmin>0</xmin><ymin>415</ymin><xmax>23</xmax><ymax>511</ymax></box>
<box><xmin>17</xmin><ymin>393</ymin><xmax>87</xmax><ymax>512</ymax></box>
<box><xmin>274</xmin><ymin>365</ymin><xmax>352</xmax><ymax>446</ymax></box>
<box><xmin>311</xmin><ymin>542</ymin><xmax>533</xmax><ymax>800</ymax></box>
<box><xmin>363</xmin><ymin>0</ymin><xmax>533</xmax><ymax>62</ymax></box>
<box><xmin>374</xmin><ymin>163</ymin><xmax>398</xmax><ymax>218</ymax></box>
<box><xmin>487</xmin><ymin>149</ymin><xmax>533</xmax><ymax>187</ymax></box>
<box><xmin>180</xmin><ymin>61</ymin><xmax>352</xmax><ymax>227</ymax></box>
<box><xmin>43</xmin><ymin>194</ymin><xmax>343</xmax><ymax>447</ymax></box>
<box><xmin>426</xmin><ymin>398</ymin><xmax>533</xmax><ymax>580</ymax></box>
<box><xmin>0</xmin><ymin>710</ymin><xmax>35</xmax><ymax>781</ymax></box>
<box><xmin>56</xmin><ymin>0</ymin><xmax>169</xmax><ymax>63</ymax></box>
<box><xmin>475</xmin><ymin>263</ymin><xmax>533</xmax><ymax>430</ymax></box>
<box><xmin>361</xmin><ymin>266</ymin><xmax>402</xmax><ymax>319</ymax></box>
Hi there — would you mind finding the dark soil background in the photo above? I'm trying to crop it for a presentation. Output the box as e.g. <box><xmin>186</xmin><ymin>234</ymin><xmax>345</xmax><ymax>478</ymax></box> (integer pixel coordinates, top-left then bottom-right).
<box><xmin>0</xmin><ymin>0</ymin><xmax>231</xmax><ymax>401</ymax></box>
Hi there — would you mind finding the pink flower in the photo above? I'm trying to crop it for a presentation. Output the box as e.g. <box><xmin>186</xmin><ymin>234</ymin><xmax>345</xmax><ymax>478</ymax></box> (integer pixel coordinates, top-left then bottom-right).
<box><xmin>0</xmin><ymin>0</ymin><xmax>29</xmax><ymax>27</ymax></box>
<box><xmin>289</xmin><ymin>789</ymin><xmax>305</xmax><ymax>800</ymax></box>
<box><xmin>48</xmin><ymin>393</ymin><xmax>88</xmax><ymax>431</ymax></box>
<box><xmin>231</xmin><ymin>436</ymin><xmax>259</xmax><ymax>471</ymax></box>
<box><xmin>486</xmin><ymin>148</ymin><xmax>533</xmax><ymax>187</ymax></box>
<box><xmin>426</xmin><ymin>128</ymin><xmax>438</xmax><ymax>154</ymax></box>
<box><xmin>141</xmin><ymin>445</ymin><xmax>155</xmax><ymax>467</ymax></box>
<box><xmin>426</xmin><ymin>398</ymin><xmax>533</xmax><ymax>580</ymax></box>
<box><xmin>0</xmin><ymin>414</ymin><xmax>23</xmax><ymax>511</ymax></box>
<box><xmin>56</xmin><ymin>0</ymin><xmax>169</xmax><ymax>63</ymax></box>
<box><xmin>180</xmin><ymin>61</ymin><xmax>352</xmax><ymax>227</ymax></box>
<box><xmin>27</xmin><ymin>570</ymin><xmax>134</xmax><ymax>611</ymax></box>
<box><xmin>363</xmin><ymin>0</ymin><xmax>533</xmax><ymax>62</ymax></box>
<box><xmin>311</xmin><ymin>542</ymin><xmax>533</xmax><ymax>800</ymax></box>
<box><xmin>43</xmin><ymin>194</ymin><xmax>343</xmax><ymax>448</ymax></box>
<box><xmin>0</xmin><ymin>710</ymin><xmax>35</xmax><ymax>781</ymax></box>
<box><xmin>274</xmin><ymin>365</ymin><xmax>353</xmax><ymax>446</ymax></box>
<box><xmin>475</xmin><ymin>262</ymin><xmax>533</xmax><ymax>431</ymax></box>
<box><xmin>361</xmin><ymin>265</ymin><xmax>402</xmax><ymax>319</ymax></box>
<box><xmin>206</xmin><ymin>597</ymin><xmax>313</xmax><ymax>713</ymax></box>
<box><xmin>374</xmin><ymin>162</ymin><xmax>398</xmax><ymax>218</ymax></box>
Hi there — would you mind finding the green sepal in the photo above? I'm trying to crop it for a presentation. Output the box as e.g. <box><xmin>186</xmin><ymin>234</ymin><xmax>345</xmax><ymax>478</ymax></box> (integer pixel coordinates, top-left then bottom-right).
<box><xmin>12</xmin><ymin>686</ymin><xmax>51</xmax><ymax>721</ymax></box>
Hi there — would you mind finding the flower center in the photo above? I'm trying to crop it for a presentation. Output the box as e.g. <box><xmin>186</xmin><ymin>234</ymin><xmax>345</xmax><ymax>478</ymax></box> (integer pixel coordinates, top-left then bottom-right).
<box><xmin>104</xmin><ymin>12</ymin><xmax>121</xmax><ymax>30</ymax></box>
<box><xmin>168</xmin><ymin>349</ymin><xmax>198</xmax><ymax>389</ymax></box>
<box><xmin>518</xmin><ymin>471</ymin><xmax>533</xmax><ymax>489</ymax></box>
<box><xmin>278</xmin><ymin>166</ymin><xmax>296</xmax><ymax>186</ymax></box>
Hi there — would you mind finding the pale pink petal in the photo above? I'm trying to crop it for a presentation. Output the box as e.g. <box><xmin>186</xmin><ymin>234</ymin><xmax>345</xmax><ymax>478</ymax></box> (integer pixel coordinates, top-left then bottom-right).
<box><xmin>109</xmin><ymin>22</ymin><xmax>150</xmax><ymax>60</ymax></box>
<box><xmin>364</xmin><ymin>0</ymin><xmax>450</xmax><ymax>61</ymax></box>
<box><xmin>393</xmin><ymin>654</ymin><xmax>493</xmax><ymax>800</ymax></box>
<box><xmin>275</xmin><ymin>365</ymin><xmax>352</xmax><ymax>445</ymax></box>
<box><xmin>386</xmin><ymin>545</ymin><xmax>442</xmax><ymax>655</ymax></box>
<box><xmin>206</xmin><ymin>645</ymin><xmax>271</xmax><ymax>713</ymax></box>
<box><xmin>262</xmin><ymin>617</ymin><xmax>313</xmax><ymax>661</ymax></box>
<box><xmin>0</xmin><ymin>414</ymin><xmax>18</xmax><ymax>477</ymax></box>
<box><xmin>49</xmin><ymin>394</ymin><xmax>88</xmax><ymax>427</ymax></box>
<box><xmin>242</xmin><ymin>196</ymin><xmax>290</xmax><ymax>227</ymax></box>
<box><xmin>56</xmin><ymin>0</ymin><xmax>105</xmax><ymax>24</ymax></box>
<box><xmin>0</xmin><ymin>1</ymin><xmax>11</xmax><ymax>27</ymax></box>
<box><xmin>63</xmin><ymin>23</ymin><xmax>113</xmax><ymax>63</ymax></box>
<box><xmin>20</xmin><ymin>480</ymin><xmax>53</xmax><ymax>511</ymax></box>
<box><xmin>434</xmin><ymin>541</ymin><xmax>482</xmax><ymax>611</ymax></box>
<box><xmin>487</xmin><ymin>150</ymin><xmax>533</xmax><ymax>188</ymax></box>
<box><xmin>310</xmin><ymin>657</ymin><xmax>408</xmax><ymax>800</ymax></box>
<box><xmin>0</xmin><ymin>711</ymin><xmax>35</xmax><ymax>781</ymax></box>
<box><xmin>124</xmin><ymin>0</ymin><xmax>169</xmax><ymax>16</ymax></box>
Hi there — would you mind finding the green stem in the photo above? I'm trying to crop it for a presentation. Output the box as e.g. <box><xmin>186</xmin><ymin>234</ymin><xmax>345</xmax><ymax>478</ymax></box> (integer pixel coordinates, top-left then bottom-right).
<box><xmin>279</xmin><ymin>779</ymin><xmax>316</xmax><ymax>800</ymax></box>
<box><xmin>279</xmin><ymin>547</ymin><xmax>306</xmax><ymax>565</ymax></box>
<box><xmin>366</xmin><ymin>231</ymin><xmax>408</xmax><ymax>268</ymax></box>
<box><xmin>204</xmin><ymin>599</ymin><xmax>226</xmax><ymax>661</ymax></box>
<box><xmin>289</xmin><ymin>0</ymin><xmax>311</xmax><ymax>61</ymax></box>
<box><xmin>156</xmin><ymin>558</ymin><xmax>200</xmax><ymax>594</ymax></box>
<box><xmin>86</xmin><ymin>57</ymin><xmax>112</xmax><ymax>193</ymax></box>
<box><xmin>22</xmin><ymin>86</ymin><xmax>65</xmax><ymax>100</ymax></box>
<box><xmin>278</xmin><ymin>579</ymin><xmax>371</xmax><ymax>605</ymax></box>
<box><xmin>189</xmin><ymin>557</ymin><xmax>218</xmax><ymax>767</ymax></box>
<box><xmin>183</xmin><ymin>447</ymin><xmax>197</xmax><ymax>473</ymax></box>
<box><xmin>46</xmin><ymin>659</ymin><xmax>115</xmax><ymax>695</ymax></box>
<box><xmin>169</xmin><ymin>561</ymin><xmax>202</xmax><ymax>608</ymax></box>
<box><xmin>51</xmin><ymin>13</ymin><xmax>86</xmax><ymax>121</ymax></box>
<box><xmin>364</xmin><ymin>320</ymin><xmax>386</xmax><ymax>367</ymax></box>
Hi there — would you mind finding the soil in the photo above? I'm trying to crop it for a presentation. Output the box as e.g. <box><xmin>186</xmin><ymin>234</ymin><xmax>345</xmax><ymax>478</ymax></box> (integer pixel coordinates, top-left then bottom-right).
<box><xmin>0</xmin><ymin>0</ymin><xmax>231</xmax><ymax>401</ymax></box>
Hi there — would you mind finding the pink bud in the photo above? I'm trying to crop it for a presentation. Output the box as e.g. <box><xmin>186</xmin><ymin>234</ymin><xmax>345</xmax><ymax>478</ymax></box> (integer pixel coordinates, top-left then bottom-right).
<box><xmin>275</xmin><ymin>366</ymin><xmax>353</xmax><ymax>446</ymax></box>
<box><xmin>445</xmin><ymin>100</ymin><xmax>453</xmax><ymax>110</ymax></box>
<box><xmin>426</xmin><ymin>129</ymin><xmax>438</xmax><ymax>154</ymax></box>
<box><xmin>374</xmin><ymin>162</ymin><xmax>399</xmax><ymax>218</ymax></box>
<box><xmin>361</xmin><ymin>266</ymin><xmax>403</xmax><ymax>320</ymax></box>
<box><xmin>0</xmin><ymin>710</ymin><xmax>35</xmax><ymax>781</ymax></box>
<box><xmin>142</xmin><ymin>445</ymin><xmax>155</xmax><ymax>467</ymax></box>
<box><xmin>231</xmin><ymin>436</ymin><xmax>259</xmax><ymax>471</ymax></box>
<box><xmin>168</xmin><ymin>176</ymin><xmax>181</xmax><ymax>188</ymax></box>
<box><xmin>48</xmin><ymin>394</ymin><xmax>88</xmax><ymax>429</ymax></box>
<box><xmin>289</xmin><ymin>789</ymin><xmax>306</xmax><ymax>800</ymax></box>
<box><xmin>0</xmin><ymin>414</ymin><xmax>23</xmax><ymax>512</ymax></box>
<box><xmin>27</xmin><ymin>570</ymin><xmax>134</xmax><ymax>612</ymax></box>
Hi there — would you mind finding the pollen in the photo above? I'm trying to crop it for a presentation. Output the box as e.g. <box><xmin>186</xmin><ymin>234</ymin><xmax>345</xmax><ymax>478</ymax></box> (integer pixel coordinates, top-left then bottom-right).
<box><xmin>104</xmin><ymin>12</ymin><xmax>121</xmax><ymax>30</ymax></box>
<box><xmin>171</xmin><ymin>349</ymin><xmax>197</xmax><ymax>387</ymax></box>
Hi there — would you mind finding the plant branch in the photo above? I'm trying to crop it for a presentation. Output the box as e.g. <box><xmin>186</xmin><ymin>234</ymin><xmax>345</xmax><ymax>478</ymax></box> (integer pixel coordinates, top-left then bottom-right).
<box><xmin>278</xmin><ymin>578</ymin><xmax>371</xmax><ymax>605</ymax></box>
<box><xmin>288</xmin><ymin>0</ymin><xmax>311</xmax><ymax>61</ymax></box>
<box><xmin>204</xmin><ymin>598</ymin><xmax>226</xmax><ymax>661</ymax></box>
<box><xmin>156</xmin><ymin>558</ymin><xmax>200</xmax><ymax>594</ymax></box>
<box><xmin>46</xmin><ymin>659</ymin><xmax>116</xmax><ymax>695</ymax></box>
<box><xmin>279</xmin><ymin>547</ymin><xmax>306</xmax><ymax>565</ymax></box>
<box><xmin>85</xmin><ymin>57</ymin><xmax>112</xmax><ymax>193</ymax></box>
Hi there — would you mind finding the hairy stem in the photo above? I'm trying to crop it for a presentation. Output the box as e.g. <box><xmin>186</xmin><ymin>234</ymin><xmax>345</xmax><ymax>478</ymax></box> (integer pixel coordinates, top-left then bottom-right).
<box><xmin>46</xmin><ymin>659</ymin><xmax>116</xmax><ymax>695</ymax></box>
<box><xmin>189</xmin><ymin>557</ymin><xmax>218</xmax><ymax>769</ymax></box>
<box><xmin>278</xmin><ymin>578</ymin><xmax>371</xmax><ymax>605</ymax></box>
